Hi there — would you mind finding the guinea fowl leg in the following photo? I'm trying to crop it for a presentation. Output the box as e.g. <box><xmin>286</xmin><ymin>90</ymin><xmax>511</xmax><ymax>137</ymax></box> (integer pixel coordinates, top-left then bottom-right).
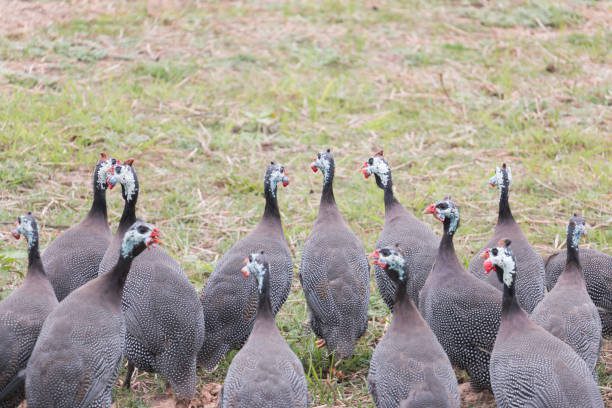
<box><xmin>123</xmin><ymin>361</ymin><xmax>135</xmax><ymax>389</ymax></box>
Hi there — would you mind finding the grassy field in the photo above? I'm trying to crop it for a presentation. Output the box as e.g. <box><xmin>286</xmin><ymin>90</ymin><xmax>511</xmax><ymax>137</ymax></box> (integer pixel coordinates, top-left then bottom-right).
<box><xmin>0</xmin><ymin>0</ymin><xmax>610</xmax><ymax>407</ymax></box>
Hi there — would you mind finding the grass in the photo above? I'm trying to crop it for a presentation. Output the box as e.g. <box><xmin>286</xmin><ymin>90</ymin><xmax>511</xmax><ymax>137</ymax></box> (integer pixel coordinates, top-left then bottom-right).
<box><xmin>0</xmin><ymin>0</ymin><xmax>610</xmax><ymax>407</ymax></box>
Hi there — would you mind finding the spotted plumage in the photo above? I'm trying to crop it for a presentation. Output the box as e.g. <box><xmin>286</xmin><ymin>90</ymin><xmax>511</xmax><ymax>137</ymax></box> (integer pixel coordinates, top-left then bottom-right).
<box><xmin>484</xmin><ymin>241</ymin><xmax>603</xmax><ymax>408</ymax></box>
<box><xmin>199</xmin><ymin>162</ymin><xmax>293</xmax><ymax>371</ymax></box>
<box><xmin>545</xmin><ymin>248</ymin><xmax>611</xmax><ymax>335</ymax></box>
<box><xmin>531</xmin><ymin>215</ymin><xmax>602</xmax><ymax>374</ymax></box>
<box><xmin>467</xmin><ymin>164</ymin><xmax>545</xmax><ymax>313</ymax></box>
<box><xmin>42</xmin><ymin>154</ymin><xmax>115</xmax><ymax>301</ymax></box>
<box><xmin>26</xmin><ymin>221</ymin><xmax>159</xmax><ymax>408</ymax></box>
<box><xmin>219</xmin><ymin>253</ymin><xmax>308</xmax><ymax>408</ymax></box>
<box><xmin>368</xmin><ymin>247</ymin><xmax>459</xmax><ymax>408</ymax></box>
<box><xmin>0</xmin><ymin>214</ymin><xmax>57</xmax><ymax>408</ymax></box>
<box><xmin>361</xmin><ymin>151</ymin><xmax>437</xmax><ymax>309</ymax></box>
<box><xmin>97</xmin><ymin>161</ymin><xmax>204</xmax><ymax>401</ymax></box>
<box><xmin>419</xmin><ymin>198</ymin><xmax>500</xmax><ymax>390</ymax></box>
<box><xmin>300</xmin><ymin>150</ymin><xmax>369</xmax><ymax>358</ymax></box>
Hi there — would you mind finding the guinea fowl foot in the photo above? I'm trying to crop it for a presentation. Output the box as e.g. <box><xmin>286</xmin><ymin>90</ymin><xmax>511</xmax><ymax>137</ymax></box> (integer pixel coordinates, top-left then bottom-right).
<box><xmin>315</xmin><ymin>338</ymin><xmax>326</xmax><ymax>348</ymax></box>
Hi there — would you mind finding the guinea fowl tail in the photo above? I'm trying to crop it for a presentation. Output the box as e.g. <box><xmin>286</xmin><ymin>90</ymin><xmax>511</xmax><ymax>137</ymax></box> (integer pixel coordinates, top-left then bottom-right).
<box><xmin>0</xmin><ymin>369</ymin><xmax>26</xmax><ymax>401</ymax></box>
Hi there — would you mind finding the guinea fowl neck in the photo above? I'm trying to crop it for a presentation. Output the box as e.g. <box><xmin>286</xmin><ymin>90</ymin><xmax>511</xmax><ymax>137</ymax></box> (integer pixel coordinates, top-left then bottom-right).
<box><xmin>262</xmin><ymin>181</ymin><xmax>282</xmax><ymax>228</ymax></box>
<box><xmin>320</xmin><ymin>164</ymin><xmax>336</xmax><ymax>208</ymax></box>
<box><xmin>391</xmin><ymin>270</ymin><xmax>417</xmax><ymax>319</ymax></box>
<box><xmin>88</xmin><ymin>165</ymin><xmax>108</xmax><ymax>222</ymax></box>
<box><xmin>437</xmin><ymin>218</ymin><xmax>458</xmax><ymax>262</ymax></box>
<box><xmin>255</xmin><ymin>269</ymin><xmax>274</xmax><ymax>323</ymax></box>
<box><xmin>497</xmin><ymin>186</ymin><xmax>513</xmax><ymax>224</ymax></box>
<box><xmin>118</xmin><ymin>187</ymin><xmax>139</xmax><ymax>234</ymax></box>
<box><xmin>383</xmin><ymin>178</ymin><xmax>400</xmax><ymax>213</ymax></box>
<box><xmin>562</xmin><ymin>224</ymin><xmax>584</xmax><ymax>281</ymax></box>
<box><xmin>102</xmin><ymin>254</ymin><xmax>135</xmax><ymax>303</ymax></box>
<box><xmin>498</xmin><ymin>267</ymin><xmax>521</xmax><ymax>317</ymax></box>
<box><xmin>26</xmin><ymin>230</ymin><xmax>45</xmax><ymax>279</ymax></box>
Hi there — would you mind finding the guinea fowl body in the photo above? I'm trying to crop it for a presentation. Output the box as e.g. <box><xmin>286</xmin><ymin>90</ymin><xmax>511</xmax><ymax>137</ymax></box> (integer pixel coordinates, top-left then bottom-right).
<box><xmin>42</xmin><ymin>156</ymin><xmax>113</xmax><ymax>301</ymax></box>
<box><xmin>0</xmin><ymin>215</ymin><xmax>57</xmax><ymax>408</ymax></box>
<box><xmin>220</xmin><ymin>254</ymin><xmax>307</xmax><ymax>408</ymax></box>
<box><xmin>97</xmin><ymin>163</ymin><xmax>204</xmax><ymax>400</ymax></box>
<box><xmin>199</xmin><ymin>163</ymin><xmax>292</xmax><ymax>371</ymax></box>
<box><xmin>362</xmin><ymin>153</ymin><xmax>437</xmax><ymax>309</ymax></box>
<box><xmin>419</xmin><ymin>199</ymin><xmax>500</xmax><ymax>390</ymax></box>
<box><xmin>485</xmin><ymin>243</ymin><xmax>603</xmax><ymax>408</ymax></box>
<box><xmin>467</xmin><ymin>164</ymin><xmax>545</xmax><ymax>313</ymax></box>
<box><xmin>531</xmin><ymin>216</ymin><xmax>601</xmax><ymax>374</ymax></box>
<box><xmin>368</xmin><ymin>248</ymin><xmax>459</xmax><ymax>408</ymax></box>
<box><xmin>26</xmin><ymin>221</ymin><xmax>159</xmax><ymax>408</ymax></box>
<box><xmin>545</xmin><ymin>248</ymin><xmax>611</xmax><ymax>335</ymax></box>
<box><xmin>300</xmin><ymin>150</ymin><xmax>369</xmax><ymax>358</ymax></box>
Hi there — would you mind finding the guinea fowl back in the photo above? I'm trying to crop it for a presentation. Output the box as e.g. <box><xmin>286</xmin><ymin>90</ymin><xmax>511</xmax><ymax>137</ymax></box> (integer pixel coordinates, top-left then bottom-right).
<box><xmin>0</xmin><ymin>214</ymin><xmax>57</xmax><ymax>408</ymax></box>
<box><xmin>220</xmin><ymin>253</ymin><xmax>307</xmax><ymax>408</ymax></box>
<box><xmin>545</xmin><ymin>248</ymin><xmax>611</xmax><ymax>335</ymax></box>
<box><xmin>467</xmin><ymin>164</ymin><xmax>545</xmax><ymax>313</ymax></box>
<box><xmin>300</xmin><ymin>149</ymin><xmax>370</xmax><ymax>358</ymax></box>
<box><xmin>361</xmin><ymin>152</ymin><xmax>437</xmax><ymax>309</ymax></box>
<box><xmin>42</xmin><ymin>154</ymin><xmax>114</xmax><ymax>301</ymax></box>
<box><xmin>531</xmin><ymin>215</ymin><xmax>602</xmax><ymax>374</ymax></box>
<box><xmin>97</xmin><ymin>161</ymin><xmax>204</xmax><ymax>401</ymax></box>
<box><xmin>199</xmin><ymin>162</ymin><xmax>292</xmax><ymax>371</ymax></box>
<box><xmin>484</xmin><ymin>241</ymin><xmax>603</xmax><ymax>408</ymax></box>
<box><xmin>419</xmin><ymin>198</ymin><xmax>500</xmax><ymax>391</ymax></box>
<box><xmin>368</xmin><ymin>247</ymin><xmax>459</xmax><ymax>408</ymax></box>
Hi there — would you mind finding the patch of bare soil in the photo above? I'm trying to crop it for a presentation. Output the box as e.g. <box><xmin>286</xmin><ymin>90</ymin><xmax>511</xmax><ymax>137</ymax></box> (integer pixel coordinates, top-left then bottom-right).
<box><xmin>148</xmin><ymin>383</ymin><xmax>221</xmax><ymax>408</ymax></box>
<box><xmin>459</xmin><ymin>383</ymin><xmax>496</xmax><ymax>408</ymax></box>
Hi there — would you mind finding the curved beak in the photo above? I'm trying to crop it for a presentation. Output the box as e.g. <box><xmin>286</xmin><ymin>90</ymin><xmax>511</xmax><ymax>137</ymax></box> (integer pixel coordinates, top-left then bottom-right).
<box><xmin>369</xmin><ymin>249</ymin><xmax>387</xmax><ymax>269</ymax></box>
<box><xmin>241</xmin><ymin>266</ymin><xmax>250</xmax><ymax>278</ymax></box>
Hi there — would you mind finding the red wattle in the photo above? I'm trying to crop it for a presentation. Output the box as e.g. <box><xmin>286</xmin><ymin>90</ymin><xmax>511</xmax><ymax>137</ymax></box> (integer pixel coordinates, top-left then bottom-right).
<box><xmin>311</xmin><ymin>164</ymin><xmax>318</xmax><ymax>173</ymax></box>
<box><xmin>483</xmin><ymin>260</ymin><xmax>494</xmax><ymax>273</ymax></box>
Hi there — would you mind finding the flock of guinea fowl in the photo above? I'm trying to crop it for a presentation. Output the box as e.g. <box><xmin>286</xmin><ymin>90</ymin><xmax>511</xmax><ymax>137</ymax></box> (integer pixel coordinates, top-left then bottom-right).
<box><xmin>1</xmin><ymin>149</ymin><xmax>610</xmax><ymax>408</ymax></box>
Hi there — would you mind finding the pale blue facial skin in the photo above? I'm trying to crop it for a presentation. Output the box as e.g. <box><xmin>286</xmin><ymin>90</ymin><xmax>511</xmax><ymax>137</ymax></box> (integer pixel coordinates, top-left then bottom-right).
<box><xmin>15</xmin><ymin>216</ymin><xmax>36</xmax><ymax>248</ymax></box>
<box><xmin>568</xmin><ymin>218</ymin><xmax>587</xmax><ymax>249</ymax></box>
<box><xmin>120</xmin><ymin>221</ymin><xmax>156</xmax><ymax>259</ymax></box>
<box><xmin>244</xmin><ymin>253</ymin><xmax>267</xmax><ymax>293</ymax></box>
<box><xmin>266</xmin><ymin>165</ymin><xmax>288</xmax><ymax>198</ymax></box>
<box><xmin>487</xmin><ymin>246</ymin><xmax>517</xmax><ymax>287</ymax></box>
<box><xmin>377</xmin><ymin>250</ymin><xmax>406</xmax><ymax>282</ymax></box>
<box><xmin>363</xmin><ymin>156</ymin><xmax>390</xmax><ymax>187</ymax></box>
<box><xmin>109</xmin><ymin>164</ymin><xmax>138</xmax><ymax>202</ymax></box>
<box><xmin>489</xmin><ymin>165</ymin><xmax>512</xmax><ymax>191</ymax></box>
<box><xmin>434</xmin><ymin>201</ymin><xmax>460</xmax><ymax>235</ymax></box>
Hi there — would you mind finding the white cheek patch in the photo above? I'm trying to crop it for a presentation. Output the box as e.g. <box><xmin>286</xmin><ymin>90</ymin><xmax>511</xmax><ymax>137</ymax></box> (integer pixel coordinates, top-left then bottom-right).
<box><xmin>490</xmin><ymin>166</ymin><xmax>512</xmax><ymax>190</ymax></box>
<box><xmin>267</xmin><ymin>169</ymin><xmax>283</xmax><ymax>197</ymax></box>
<box><xmin>491</xmin><ymin>249</ymin><xmax>516</xmax><ymax>287</ymax></box>
<box><xmin>383</xmin><ymin>253</ymin><xmax>406</xmax><ymax>281</ymax></box>
<box><xmin>315</xmin><ymin>157</ymin><xmax>332</xmax><ymax>184</ymax></box>
<box><xmin>18</xmin><ymin>219</ymin><xmax>37</xmax><ymax>248</ymax></box>
<box><xmin>247</xmin><ymin>253</ymin><xmax>267</xmax><ymax>293</ymax></box>
<box><xmin>121</xmin><ymin>229</ymin><xmax>146</xmax><ymax>258</ymax></box>
<box><xmin>371</xmin><ymin>157</ymin><xmax>390</xmax><ymax>186</ymax></box>
<box><xmin>97</xmin><ymin>160</ymin><xmax>113</xmax><ymax>189</ymax></box>
<box><xmin>116</xmin><ymin>168</ymin><xmax>137</xmax><ymax>202</ymax></box>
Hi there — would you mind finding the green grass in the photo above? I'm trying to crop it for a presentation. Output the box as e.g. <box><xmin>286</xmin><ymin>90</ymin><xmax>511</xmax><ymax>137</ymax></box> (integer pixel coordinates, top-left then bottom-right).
<box><xmin>0</xmin><ymin>1</ymin><xmax>610</xmax><ymax>407</ymax></box>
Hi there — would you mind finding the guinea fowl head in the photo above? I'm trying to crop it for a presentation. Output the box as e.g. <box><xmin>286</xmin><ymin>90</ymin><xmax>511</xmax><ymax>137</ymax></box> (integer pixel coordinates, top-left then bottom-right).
<box><xmin>361</xmin><ymin>151</ymin><xmax>391</xmax><ymax>190</ymax></box>
<box><xmin>95</xmin><ymin>152</ymin><xmax>117</xmax><ymax>191</ymax></box>
<box><xmin>488</xmin><ymin>163</ymin><xmax>512</xmax><ymax>191</ymax></box>
<box><xmin>310</xmin><ymin>148</ymin><xmax>334</xmax><ymax>182</ymax></box>
<box><xmin>567</xmin><ymin>213</ymin><xmax>586</xmax><ymax>249</ymax></box>
<box><xmin>264</xmin><ymin>162</ymin><xmax>289</xmax><ymax>198</ymax></box>
<box><xmin>371</xmin><ymin>246</ymin><xmax>406</xmax><ymax>284</ymax></box>
<box><xmin>107</xmin><ymin>159</ymin><xmax>138</xmax><ymax>202</ymax></box>
<box><xmin>12</xmin><ymin>212</ymin><xmax>38</xmax><ymax>248</ymax></box>
<box><xmin>482</xmin><ymin>239</ymin><xmax>516</xmax><ymax>288</ymax></box>
<box><xmin>425</xmin><ymin>197</ymin><xmax>460</xmax><ymax>235</ymax></box>
<box><xmin>240</xmin><ymin>251</ymin><xmax>269</xmax><ymax>294</ymax></box>
<box><xmin>120</xmin><ymin>221</ymin><xmax>160</xmax><ymax>260</ymax></box>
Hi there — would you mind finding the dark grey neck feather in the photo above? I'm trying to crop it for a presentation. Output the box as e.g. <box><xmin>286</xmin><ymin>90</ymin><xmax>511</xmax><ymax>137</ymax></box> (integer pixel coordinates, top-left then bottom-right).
<box><xmin>320</xmin><ymin>161</ymin><xmax>336</xmax><ymax>207</ymax></box>
<box><xmin>26</xmin><ymin>232</ymin><xmax>46</xmax><ymax>279</ymax></box>
<box><xmin>88</xmin><ymin>164</ymin><xmax>108</xmax><ymax>221</ymax></box>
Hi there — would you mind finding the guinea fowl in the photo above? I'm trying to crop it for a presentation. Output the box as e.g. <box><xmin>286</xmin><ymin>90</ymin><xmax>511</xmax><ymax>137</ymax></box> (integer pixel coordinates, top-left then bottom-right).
<box><xmin>368</xmin><ymin>247</ymin><xmax>459</xmax><ymax>408</ymax></box>
<box><xmin>26</xmin><ymin>221</ymin><xmax>160</xmax><ymax>408</ymax></box>
<box><xmin>97</xmin><ymin>160</ymin><xmax>204</xmax><ymax>402</ymax></box>
<box><xmin>199</xmin><ymin>162</ymin><xmax>292</xmax><ymax>371</ymax></box>
<box><xmin>0</xmin><ymin>213</ymin><xmax>58</xmax><ymax>408</ymax></box>
<box><xmin>300</xmin><ymin>149</ymin><xmax>369</xmax><ymax>358</ymax></box>
<box><xmin>467</xmin><ymin>164</ymin><xmax>544</xmax><ymax>313</ymax></box>
<box><xmin>419</xmin><ymin>197</ymin><xmax>500</xmax><ymax>390</ymax></box>
<box><xmin>361</xmin><ymin>151</ymin><xmax>437</xmax><ymax>309</ymax></box>
<box><xmin>545</xmin><ymin>240</ymin><xmax>612</xmax><ymax>336</ymax></box>
<box><xmin>42</xmin><ymin>153</ymin><xmax>115</xmax><ymax>301</ymax></box>
<box><xmin>483</xmin><ymin>240</ymin><xmax>604</xmax><ymax>408</ymax></box>
<box><xmin>531</xmin><ymin>215</ymin><xmax>602</xmax><ymax>374</ymax></box>
<box><xmin>219</xmin><ymin>252</ymin><xmax>308</xmax><ymax>408</ymax></box>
